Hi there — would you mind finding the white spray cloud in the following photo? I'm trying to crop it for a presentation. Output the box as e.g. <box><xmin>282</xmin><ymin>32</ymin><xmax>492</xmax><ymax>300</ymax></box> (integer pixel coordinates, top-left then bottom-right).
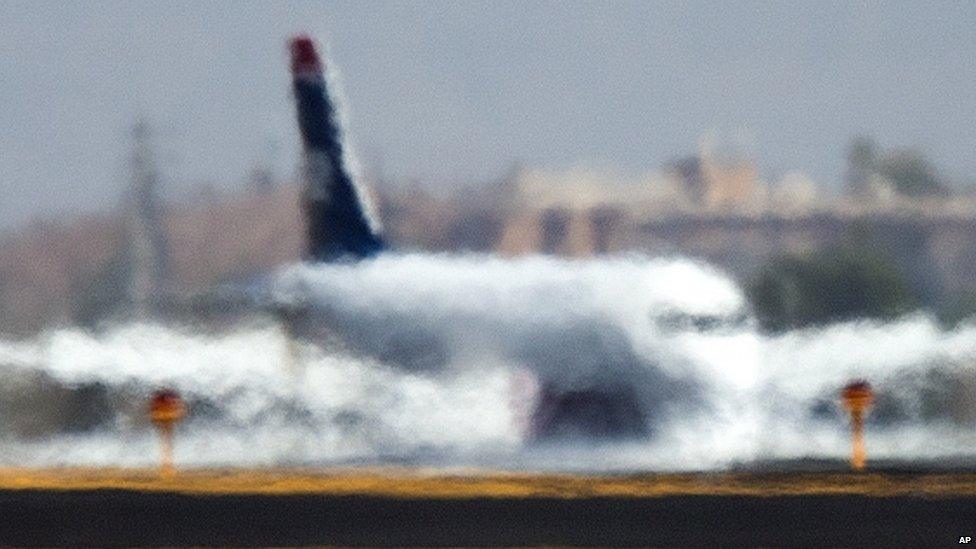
<box><xmin>0</xmin><ymin>254</ymin><xmax>974</xmax><ymax>470</ymax></box>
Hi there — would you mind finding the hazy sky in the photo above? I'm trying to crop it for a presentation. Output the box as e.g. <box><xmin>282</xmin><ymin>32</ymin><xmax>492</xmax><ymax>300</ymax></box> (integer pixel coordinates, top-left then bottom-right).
<box><xmin>2</xmin><ymin>1</ymin><xmax>975</xmax><ymax>229</ymax></box>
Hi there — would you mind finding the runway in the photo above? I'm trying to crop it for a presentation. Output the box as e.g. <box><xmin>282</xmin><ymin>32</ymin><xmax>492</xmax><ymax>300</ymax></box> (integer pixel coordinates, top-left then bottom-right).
<box><xmin>0</xmin><ymin>468</ymin><xmax>974</xmax><ymax>545</ymax></box>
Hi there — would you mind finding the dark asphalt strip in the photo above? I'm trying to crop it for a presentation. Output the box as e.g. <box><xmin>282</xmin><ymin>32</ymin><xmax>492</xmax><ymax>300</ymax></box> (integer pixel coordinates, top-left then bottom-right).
<box><xmin>0</xmin><ymin>490</ymin><xmax>972</xmax><ymax>546</ymax></box>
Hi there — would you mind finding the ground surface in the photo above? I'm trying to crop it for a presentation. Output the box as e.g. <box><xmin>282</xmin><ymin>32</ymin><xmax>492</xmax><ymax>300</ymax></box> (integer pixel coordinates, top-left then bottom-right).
<box><xmin>0</xmin><ymin>468</ymin><xmax>974</xmax><ymax>545</ymax></box>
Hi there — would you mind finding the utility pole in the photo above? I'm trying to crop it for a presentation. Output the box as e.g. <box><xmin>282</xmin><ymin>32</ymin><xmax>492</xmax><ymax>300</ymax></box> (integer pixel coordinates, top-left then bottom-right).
<box><xmin>127</xmin><ymin>120</ymin><xmax>169</xmax><ymax>316</ymax></box>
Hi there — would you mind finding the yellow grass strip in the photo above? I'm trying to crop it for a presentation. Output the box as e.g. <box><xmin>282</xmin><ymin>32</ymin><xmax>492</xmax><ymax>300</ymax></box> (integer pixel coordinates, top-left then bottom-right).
<box><xmin>0</xmin><ymin>468</ymin><xmax>974</xmax><ymax>498</ymax></box>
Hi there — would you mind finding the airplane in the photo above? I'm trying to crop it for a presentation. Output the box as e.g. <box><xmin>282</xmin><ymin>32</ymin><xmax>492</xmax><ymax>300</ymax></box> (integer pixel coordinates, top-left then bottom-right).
<box><xmin>274</xmin><ymin>35</ymin><xmax>755</xmax><ymax>442</ymax></box>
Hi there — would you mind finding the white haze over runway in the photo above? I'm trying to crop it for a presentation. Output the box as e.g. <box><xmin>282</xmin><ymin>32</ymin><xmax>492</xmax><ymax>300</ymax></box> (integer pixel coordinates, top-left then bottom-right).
<box><xmin>1</xmin><ymin>253</ymin><xmax>975</xmax><ymax>470</ymax></box>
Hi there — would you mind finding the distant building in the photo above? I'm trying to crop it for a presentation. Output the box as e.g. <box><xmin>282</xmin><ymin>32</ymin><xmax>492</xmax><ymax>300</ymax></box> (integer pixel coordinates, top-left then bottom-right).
<box><xmin>493</xmin><ymin>166</ymin><xmax>686</xmax><ymax>257</ymax></box>
<box><xmin>5</xmin><ymin>137</ymin><xmax>976</xmax><ymax>335</ymax></box>
<box><xmin>666</xmin><ymin>154</ymin><xmax>759</xmax><ymax>210</ymax></box>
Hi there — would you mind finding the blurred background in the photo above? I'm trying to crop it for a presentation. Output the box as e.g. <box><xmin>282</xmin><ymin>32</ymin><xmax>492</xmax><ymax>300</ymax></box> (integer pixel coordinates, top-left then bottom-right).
<box><xmin>2</xmin><ymin>2</ymin><xmax>976</xmax><ymax>469</ymax></box>
<box><xmin>3</xmin><ymin>1</ymin><xmax>976</xmax><ymax>334</ymax></box>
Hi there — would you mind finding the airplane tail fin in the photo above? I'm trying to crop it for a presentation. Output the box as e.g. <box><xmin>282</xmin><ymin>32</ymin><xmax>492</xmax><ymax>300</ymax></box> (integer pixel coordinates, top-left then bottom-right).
<box><xmin>290</xmin><ymin>36</ymin><xmax>384</xmax><ymax>261</ymax></box>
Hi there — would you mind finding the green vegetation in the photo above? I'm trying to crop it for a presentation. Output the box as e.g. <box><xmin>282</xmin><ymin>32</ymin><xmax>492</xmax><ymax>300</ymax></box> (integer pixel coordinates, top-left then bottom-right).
<box><xmin>935</xmin><ymin>292</ymin><xmax>976</xmax><ymax>329</ymax></box>
<box><xmin>877</xmin><ymin>149</ymin><xmax>947</xmax><ymax>197</ymax></box>
<box><xmin>845</xmin><ymin>137</ymin><xmax>948</xmax><ymax>197</ymax></box>
<box><xmin>747</xmin><ymin>247</ymin><xmax>917</xmax><ymax>332</ymax></box>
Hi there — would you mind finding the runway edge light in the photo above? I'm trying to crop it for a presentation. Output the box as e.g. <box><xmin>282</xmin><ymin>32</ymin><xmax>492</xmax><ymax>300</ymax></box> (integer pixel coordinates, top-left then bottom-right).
<box><xmin>841</xmin><ymin>380</ymin><xmax>875</xmax><ymax>471</ymax></box>
<box><xmin>149</xmin><ymin>388</ymin><xmax>186</xmax><ymax>477</ymax></box>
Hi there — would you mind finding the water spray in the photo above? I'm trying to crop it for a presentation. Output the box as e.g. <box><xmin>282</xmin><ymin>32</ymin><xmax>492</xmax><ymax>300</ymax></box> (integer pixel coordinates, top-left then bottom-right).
<box><xmin>3</xmin><ymin>260</ymin><xmax>976</xmax><ymax>469</ymax></box>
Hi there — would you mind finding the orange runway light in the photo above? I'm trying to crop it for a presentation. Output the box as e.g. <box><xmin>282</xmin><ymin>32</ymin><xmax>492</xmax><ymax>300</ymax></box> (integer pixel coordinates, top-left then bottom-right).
<box><xmin>149</xmin><ymin>388</ymin><xmax>186</xmax><ymax>477</ymax></box>
<box><xmin>841</xmin><ymin>380</ymin><xmax>875</xmax><ymax>471</ymax></box>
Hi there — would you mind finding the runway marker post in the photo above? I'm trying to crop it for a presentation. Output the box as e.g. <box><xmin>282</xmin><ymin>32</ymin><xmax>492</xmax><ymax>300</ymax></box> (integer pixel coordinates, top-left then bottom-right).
<box><xmin>841</xmin><ymin>380</ymin><xmax>874</xmax><ymax>471</ymax></box>
<box><xmin>149</xmin><ymin>388</ymin><xmax>186</xmax><ymax>477</ymax></box>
